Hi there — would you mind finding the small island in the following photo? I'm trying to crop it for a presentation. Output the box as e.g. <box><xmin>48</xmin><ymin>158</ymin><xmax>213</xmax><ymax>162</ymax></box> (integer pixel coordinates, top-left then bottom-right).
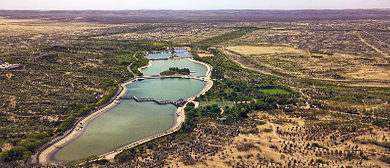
<box><xmin>160</xmin><ymin>67</ymin><xmax>190</xmax><ymax>75</ymax></box>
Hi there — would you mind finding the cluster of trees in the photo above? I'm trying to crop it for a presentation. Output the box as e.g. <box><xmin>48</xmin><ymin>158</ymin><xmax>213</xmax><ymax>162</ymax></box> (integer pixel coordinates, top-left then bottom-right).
<box><xmin>0</xmin><ymin>133</ymin><xmax>49</xmax><ymax>163</ymax></box>
<box><xmin>130</xmin><ymin>51</ymin><xmax>149</xmax><ymax>76</ymax></box>
<box><xmin>189</xmin><ymin>50</ymin><xmax>298</xmax><ymax>119</ymax></box>
<box><xmin>160</xmin><ymin>67</ymin><xmax>190</xmax><ymax>75</ymax></box>
<box><xmin>116</xmin><ymin>148</ymin><xmax>137</xmax><ymax>163</ymax></box>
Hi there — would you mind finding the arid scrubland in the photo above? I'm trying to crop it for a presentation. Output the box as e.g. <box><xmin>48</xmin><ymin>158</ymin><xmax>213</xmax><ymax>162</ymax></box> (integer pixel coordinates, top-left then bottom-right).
<box><xmin>0</xmin><ymin>10</ymin><xmax>389</xmax><ymax>167</ymax></box>
<box><xmin>223</xmin><ymin>20</ymin><xmax>390</xmax><ymax>83</ymax></box>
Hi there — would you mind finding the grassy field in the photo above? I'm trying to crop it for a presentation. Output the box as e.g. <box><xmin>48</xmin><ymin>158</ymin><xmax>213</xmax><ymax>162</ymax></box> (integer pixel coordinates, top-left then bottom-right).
<box><xmin>259</xmin><ymin>89</ymin><xmax>291</xmax><ymax>95</ymax></box>
<box><xmin>199</xmin><ymin>101</ymin><xmax>236</xmax><ymax>108</ymax></box>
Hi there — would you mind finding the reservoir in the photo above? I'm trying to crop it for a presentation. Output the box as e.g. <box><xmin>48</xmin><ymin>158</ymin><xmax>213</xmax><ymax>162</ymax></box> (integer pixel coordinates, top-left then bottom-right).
<box><xmin>174</xmin><ymin>48</ymin><xmax>192</xmax><ymax>58</ymax></box>
<box><xmin>125</xmin><ymin>78</ymin><xmax>206</xmax><ymax>101</ymax></box>
<box><xmin>145</xmin><ymin>52</ymin><xmax>171</xmax><ymax>59</ymax></box>
<box><xmin>145</xmin><ymin>49</ymin><xmax>191</xmax><ymax>59</ymax></box>
<box><xmin>53</xmin><ymin>100</ymin><xmax>176</xmax><ymax>161</ymax></box>
<box><xmin>141</xmin><ymin>59</ymin><xmax>208</xmax><ymax>77</ymax></box>
<box><xmin>51</xmin><ymin>51</ymin><xmax>208</xmax><ymax>162</ymax></box>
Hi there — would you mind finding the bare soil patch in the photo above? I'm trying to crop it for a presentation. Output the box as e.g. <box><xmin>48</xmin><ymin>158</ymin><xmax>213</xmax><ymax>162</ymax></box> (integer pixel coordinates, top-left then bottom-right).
<box><xmin>227</xmin><ymin>45</ymin><xmax>305</xmax><ymax>56</ymax></box>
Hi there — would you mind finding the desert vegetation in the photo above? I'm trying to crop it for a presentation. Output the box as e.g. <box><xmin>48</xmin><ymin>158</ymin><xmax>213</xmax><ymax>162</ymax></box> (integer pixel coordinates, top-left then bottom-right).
<box><xmin>0</xmin><ymin>38</ymin><xmax>171</xmax><ymax>164</ymax></box>
<box><xmin>0</xmin><ymin>10</ymin><xmax>389</xmax><ymax>167</ymax></box>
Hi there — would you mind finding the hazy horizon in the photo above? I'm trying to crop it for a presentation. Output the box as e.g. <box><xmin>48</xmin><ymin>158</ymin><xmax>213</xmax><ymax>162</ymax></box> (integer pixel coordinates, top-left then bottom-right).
<box><xmin>1</xmin><ymin>0</ymin><xmax>390</xmax><ymax>10</ymax></box>
<box><xmin>1</xmin><ymin>8</ymin><xmax>390</xmax><ymax>11</ymax></box>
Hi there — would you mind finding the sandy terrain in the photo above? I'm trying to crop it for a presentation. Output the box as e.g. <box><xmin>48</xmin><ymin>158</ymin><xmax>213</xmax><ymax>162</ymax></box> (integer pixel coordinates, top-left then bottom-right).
<box><xmin>0</xmin><ymin>19</ymin><xmax>108</xmax><ymax>36</ymax></box>
<box><xmin>167</xmin><ymin>118</ymin><xmax>302</xmax><ymax>168</ymax></box>
<box><xmin>226</xmin><ymin>45</ymin><xmax>306</xmax><ymax>56</ymax></box>
<box><xmin>198</xmin><ymin>53</ymin><xmax>214</xmax><ymax>57</ymax></box>
<box><xmin>346</xmin><ymin>66</ymin><xmax>390</xmax><ymax>80</ymax></box>
<box><xmin>225</xmin><ymin>45</ymin><xmax>390</xmax><ymax>87</ymax></box>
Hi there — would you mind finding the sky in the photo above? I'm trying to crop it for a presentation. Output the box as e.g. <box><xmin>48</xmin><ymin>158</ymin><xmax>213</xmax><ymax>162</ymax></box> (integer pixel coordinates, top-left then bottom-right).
<box><xmin>0</xmin><ymin>0</ymin><xmax>390</xmax><ymax>10</ymax></box>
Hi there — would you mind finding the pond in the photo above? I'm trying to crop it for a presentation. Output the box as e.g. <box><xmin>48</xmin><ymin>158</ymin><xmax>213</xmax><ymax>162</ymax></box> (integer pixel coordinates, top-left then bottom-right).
<box><xmin>51</xmin><ymin>51</ymin><xmax>208</xmax><ymax>162</ymax></box>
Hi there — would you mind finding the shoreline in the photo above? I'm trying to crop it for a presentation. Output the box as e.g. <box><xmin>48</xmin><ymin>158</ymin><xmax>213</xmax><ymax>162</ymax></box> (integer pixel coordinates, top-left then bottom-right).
<box><xmin>38</xmin><ymin>78</ymin><xmax>136</xmax><ymax>164</ymax></box>
<box><xmin>188</xmin><ymin>58</ymin><xmax>212</xmax><ymax>79</ymax></box>
<box><xmin>38</xmin><ymin>55</ymin><xmax>214</xmax><ymax>165</ymax></box>
<box><xmin>138</xmin><ymin>59</ymin><xmax>153</xmax><ymax>72</ymax></box>
<box><xmin>99</xmin><ymin>58</ymin><xmax>213</xmax><ymax>162</ymax></box>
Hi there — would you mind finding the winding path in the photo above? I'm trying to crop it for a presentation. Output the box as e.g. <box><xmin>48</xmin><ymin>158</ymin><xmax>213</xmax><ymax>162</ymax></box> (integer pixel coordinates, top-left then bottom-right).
<box><xmin>239</xmin><ymin>120</ymin><xmax>303</xmax><ymax>158</ymax></box>
<box><xmin>355</xmin><ymin>31</ymin><xmax>389</xmax><ymax>58</ymax></box>
<box><xmin>127</xmin><ymin>53</ymin><xmax>137</xmax><ymax>77</ymax></box>
<box><xmin>239</xmin><ymin>121</ymin><xmax>283</xmax><ymax>142</ymax></box>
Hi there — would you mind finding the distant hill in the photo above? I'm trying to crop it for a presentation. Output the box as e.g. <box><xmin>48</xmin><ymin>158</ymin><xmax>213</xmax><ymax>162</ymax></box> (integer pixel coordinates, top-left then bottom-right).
<box><xmin>0</xmin><ymin>9</ymin><xmax>389</xmax><ymax>23</ymax></box>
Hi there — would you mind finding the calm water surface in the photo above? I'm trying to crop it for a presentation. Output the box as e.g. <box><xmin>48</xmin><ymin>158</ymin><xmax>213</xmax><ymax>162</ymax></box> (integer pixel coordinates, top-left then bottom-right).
<box><xmin>174</xmin><ymin>48</ymin><xmax>191</xmax><ymax>58</ymax></box>
<box><xmin>145</xmin><ymin>52</ymin><xmax>171</xmax><ymax>59</ymax></box>
<box><xmin>145</xmin><ymin>49</ymin><xmax>191</xmax><ymax>59</ymax></box>
<box><xmin>52</xmin><ymin>52</ymin><xmax>207</xmax><ymax>161</ymax></box>
<box><xmin>142</xmin><ymin>59</ymin><xmax>207</xmax><ymax>76</ymax></box>
<box><xmin>53</xmin><ymin>100</ymin><xmax>176</xmax><ymax>161</ymax></box>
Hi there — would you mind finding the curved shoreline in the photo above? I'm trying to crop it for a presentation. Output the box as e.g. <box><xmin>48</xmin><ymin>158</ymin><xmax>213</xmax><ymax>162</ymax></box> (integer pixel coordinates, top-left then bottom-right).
<box><xmin>99</xmin><ymin>59</ymin><xmax>213</xmax><ymax>163</ymax></box>
<box><xmin>37</xmin><ymin>78</ymin><xmax>132</xmax><ymax>164</ymax></box>
<box><xmin>138</xmin><ymin>59</ymin><xmax>153</xmax><ymax>72</ymax></box>
<box><xmin>38</xmin><ymin>57</ymin><xmax>213</xmax><ymax>165</ymax></box>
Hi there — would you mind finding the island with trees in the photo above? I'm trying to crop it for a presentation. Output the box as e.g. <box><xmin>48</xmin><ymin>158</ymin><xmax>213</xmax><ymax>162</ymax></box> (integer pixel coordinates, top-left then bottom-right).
<box><xmin>160</xmin><ymin>67</ymin><xmax>190</xmax><ymax>76</ymax></box>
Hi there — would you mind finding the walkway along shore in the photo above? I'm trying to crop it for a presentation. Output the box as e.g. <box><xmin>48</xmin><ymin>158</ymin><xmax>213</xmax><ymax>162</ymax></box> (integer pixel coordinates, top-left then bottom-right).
<box><xmin>35</xmin><ymin>57</ymin><xmax>213</xmax><ymax>165</ymax></box>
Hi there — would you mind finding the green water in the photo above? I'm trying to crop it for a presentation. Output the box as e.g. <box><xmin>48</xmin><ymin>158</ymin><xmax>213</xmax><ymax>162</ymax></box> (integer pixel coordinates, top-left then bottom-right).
<box><xmin>52</xmin><ymin>78</ymin><xmax>206</xmax><ymax>161</ymax></box>
<box><xmin>53</xmin><ymin>100</ymin><xmax>176</xmax><ymax>161</ymax></box>
<box><xmin>142</xmin><ymin>59</ymin><xmax>208</xmax><ymax>76</ymax></box>
<box><xmin>126</xmin><ymin>78</ymin><xmax>206</xmax><ymax>101</ymax></box>
<box><xmin>145</xmin><ymin>52</ymin><xmax>171</xmax><ymax>59</ymax></box>
<box><xmin>174</xmin><ymin>48</ymin><xmax>191</xmax><ymax>58</ymax></box>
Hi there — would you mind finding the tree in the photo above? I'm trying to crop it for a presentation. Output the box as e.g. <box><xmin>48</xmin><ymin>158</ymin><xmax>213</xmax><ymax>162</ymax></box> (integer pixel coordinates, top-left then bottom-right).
<box><xmin>0</xmin><ymin>151</ymin><xmax>10</xmax><ymax>162</ymax></box>
<box><xmin>7</xmin><ymin>146</ymin><xmax>26</xmax><ymax>161</ymax></box>
<box><xmin>19</xmin><ymin>139</ymin><xmax>38</xmax><ymax>152</ymax></box>
<box><xmin>22</xmin><ymin>151</ymin><xmax>32</xmax><ymax>161</ymax></box>
<box><xmin>239</xmin><ymin>109</ymin><xmax>248</xmax><ymax>118</ymax></box>
<box><xmin>187</xmin><ymin>102</ymin><xmax>195</xmax><ymax>107</ymax></box>
<box><xmin>116</xmin><ymin>152</ymin><xmax>131</xmax><ymax>163</ymax></box>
